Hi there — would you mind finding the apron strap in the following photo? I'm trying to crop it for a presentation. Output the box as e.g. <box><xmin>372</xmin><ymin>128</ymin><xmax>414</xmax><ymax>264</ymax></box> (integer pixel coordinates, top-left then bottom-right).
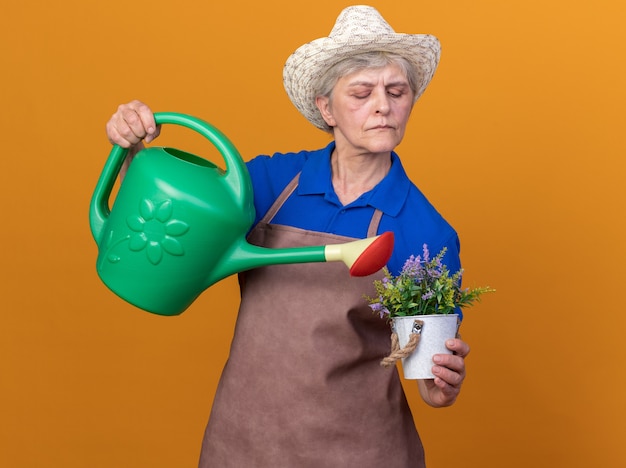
<box><xmin>260</xmin><ymin>171</ymin><xmax>383</xmax><ymax>237</ymax></box>
<box><xmin>260</xmin><ymin>173</ymin><xmax>301</xmax><ymax>224</ymax></box>
<box><xmin>367</xmin><ymin>209</ymin><xmax>383</xmax><ymax>238</ymax></box>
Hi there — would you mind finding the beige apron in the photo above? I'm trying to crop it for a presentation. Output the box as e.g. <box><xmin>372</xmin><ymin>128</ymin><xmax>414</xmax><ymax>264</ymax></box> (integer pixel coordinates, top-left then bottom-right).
<box><xmin>199</xmin><ymin>174</ymin><xmax>424</xmax><ymax>467</ymax></box>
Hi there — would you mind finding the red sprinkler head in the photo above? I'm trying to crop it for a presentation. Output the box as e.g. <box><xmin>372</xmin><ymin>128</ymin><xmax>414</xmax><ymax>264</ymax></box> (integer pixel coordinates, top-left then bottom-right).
<box><xmin>349</xmin><ymin>231</ymin><xmax>394</xmax><ymax>277</ymax></box>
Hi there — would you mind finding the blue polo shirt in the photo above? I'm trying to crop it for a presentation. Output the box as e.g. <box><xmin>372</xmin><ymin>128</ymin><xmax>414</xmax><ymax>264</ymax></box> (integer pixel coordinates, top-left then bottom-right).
<box><xmin>246</xmin><ymin>141</ymin><xmax>460</xmax><ymax>277</ymax></box>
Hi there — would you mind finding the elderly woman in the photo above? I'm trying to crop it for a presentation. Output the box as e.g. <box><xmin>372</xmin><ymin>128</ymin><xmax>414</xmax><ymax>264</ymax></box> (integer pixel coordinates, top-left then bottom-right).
<box><xmin>106</xmin><ymin>6</ymin><xmax>470</xmax><ymax>468</ymax></box>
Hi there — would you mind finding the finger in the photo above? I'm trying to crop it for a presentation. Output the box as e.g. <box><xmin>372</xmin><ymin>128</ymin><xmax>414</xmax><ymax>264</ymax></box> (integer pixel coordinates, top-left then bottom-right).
<box><xmin>446</xmin><ymin>338</ymin><xmax>470</xmax><ymax>358</ymax></box>
<box><xmin>119</xmin><ymin>106</ymin><xmax>151</xmax><ymax>141</ymax></box>
<box><xmin>106</xmin><ymin>123</ymin><xmax>135</xmax><ymax>148</ymax></box>
<box><xmin>145</xmin><ymin>124</ymin><xmax>161</xmax><ymax>144</ymax></box>
<box><xmin>432</xmin><ymin>375</ymin><xmax>461</xmax><ymax>404</ymax></box>
<box><xmin>433</xmin><ymin>354</ymin><xmax>466</xmax><ymax>378</ymax></box>
<box><xmin>128</xmin><ymin>100</ymin><xmax>158</xmax><ymax>140</ymax></box>
<box><xmin>106</xmin><ymin>109</ymin><xmax>143</xmax><ymax>147</ymax></box>
<box><xmin>432</xmin><ymin>359</ymin><xmax>465</xmax><ymax>387</ymax></box>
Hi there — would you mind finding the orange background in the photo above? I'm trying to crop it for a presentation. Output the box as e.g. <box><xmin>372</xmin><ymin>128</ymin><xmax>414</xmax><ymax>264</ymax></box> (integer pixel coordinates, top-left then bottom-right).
<box><xmin>2</xmin><ymin>0</ymin><xmax>625</xmax><ymax>467</ymax></box>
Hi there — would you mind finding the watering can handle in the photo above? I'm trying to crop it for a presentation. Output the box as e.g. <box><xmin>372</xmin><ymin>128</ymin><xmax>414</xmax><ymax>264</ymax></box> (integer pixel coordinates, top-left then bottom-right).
<box><xmin>89</xmin><ymin>112</ymin><xmax>250</xmax><ymax>243</ymax></box>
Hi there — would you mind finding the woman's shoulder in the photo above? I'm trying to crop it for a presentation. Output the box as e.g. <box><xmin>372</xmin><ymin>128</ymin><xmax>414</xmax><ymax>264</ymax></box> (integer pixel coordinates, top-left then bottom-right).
<box><xmin>247</xmin><ymin>144</ymin><xmax>333</xmax><ymax>189</ymax></box>
<box><xmin>247</xmin><ymin>146</ymin><xmax>326</xmax><ymax>178</ymax></box>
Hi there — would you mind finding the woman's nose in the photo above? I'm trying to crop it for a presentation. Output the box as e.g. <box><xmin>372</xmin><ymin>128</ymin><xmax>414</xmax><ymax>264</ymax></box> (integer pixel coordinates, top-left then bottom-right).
<box><xmin>374</xmin><ymin>91</ymin><xmax>390</xmax><ymax>114</ymax></box>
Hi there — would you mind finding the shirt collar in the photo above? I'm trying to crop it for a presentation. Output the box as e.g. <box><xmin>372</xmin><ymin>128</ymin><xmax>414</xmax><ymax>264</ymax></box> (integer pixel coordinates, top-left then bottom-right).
<box><xmin>298</xmin><ymin>141</ymin><xmax>410</xmax><ymax>217</ymax></box>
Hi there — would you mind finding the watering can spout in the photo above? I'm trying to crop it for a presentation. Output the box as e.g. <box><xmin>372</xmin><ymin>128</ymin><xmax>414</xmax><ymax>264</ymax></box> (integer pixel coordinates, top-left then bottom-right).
<box><xmin>324</xmin><ymin>232</ymin><xmax>394</xmax><ymax>277</ymax></box>
<box><xmin>208</xmin><ymin>232</ymin><xmax>395</xmax><ymax>286</ymax></box>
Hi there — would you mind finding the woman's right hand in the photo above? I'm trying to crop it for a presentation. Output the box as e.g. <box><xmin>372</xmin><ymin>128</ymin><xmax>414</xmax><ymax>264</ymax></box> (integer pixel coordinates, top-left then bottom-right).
<box><xmin>105</xmin><ymin>100</ymin><xmax>160</xmax><ymax>149</ymax></box>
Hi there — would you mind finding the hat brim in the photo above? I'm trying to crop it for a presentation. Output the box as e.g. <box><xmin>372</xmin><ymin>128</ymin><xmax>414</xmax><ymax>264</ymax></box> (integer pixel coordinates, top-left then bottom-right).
<box><xmin>283</xmin><ymin>33</ymin><xmax>441</xmax><ymax>130</ymax></box>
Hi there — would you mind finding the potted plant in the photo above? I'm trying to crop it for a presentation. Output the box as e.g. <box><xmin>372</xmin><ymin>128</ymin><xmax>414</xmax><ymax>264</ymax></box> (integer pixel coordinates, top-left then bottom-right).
<box><xmin>365</xmin><ymin>244</ymin><xmax>494</xmax><ymax>379</ymax></box>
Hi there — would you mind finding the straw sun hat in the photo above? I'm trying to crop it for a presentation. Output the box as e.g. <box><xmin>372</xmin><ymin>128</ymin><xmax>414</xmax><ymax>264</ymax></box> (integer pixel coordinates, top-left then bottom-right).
<box><xmin>283</xmin><ymin>5</ymin><xmax>441</xmax><ymax>130</ymax></box>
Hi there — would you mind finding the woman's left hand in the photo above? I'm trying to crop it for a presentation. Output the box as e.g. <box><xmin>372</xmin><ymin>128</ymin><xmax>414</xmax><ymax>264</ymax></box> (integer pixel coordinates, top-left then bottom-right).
<box><xmin>418</xmin><ymin>338</ymin><xmax>470</xmax><ymax>408</ymax></box>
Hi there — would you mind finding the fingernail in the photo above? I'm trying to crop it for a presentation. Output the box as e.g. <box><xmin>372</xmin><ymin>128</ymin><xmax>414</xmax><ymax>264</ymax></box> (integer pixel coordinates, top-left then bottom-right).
<box><xmin>433</xmin><ymin>355</ymin><xmax>442</xmax><ymax>364</ymax></box>
<box><xmin>446</xmin><ymin>339</ymin><xmax>455</xmax><ymax>347</ymax></box>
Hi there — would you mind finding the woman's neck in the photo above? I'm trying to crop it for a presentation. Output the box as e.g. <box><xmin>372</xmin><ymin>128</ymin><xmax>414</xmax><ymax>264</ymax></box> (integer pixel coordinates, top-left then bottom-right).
<box><xmin>331</xmin><ymin>148</ymin><xmax>391</xmax><ymax>206</ymax></box>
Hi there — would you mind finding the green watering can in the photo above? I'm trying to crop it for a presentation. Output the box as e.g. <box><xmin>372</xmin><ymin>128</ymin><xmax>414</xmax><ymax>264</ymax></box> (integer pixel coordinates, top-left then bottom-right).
<box><xmin>90</xmin><ymin>112</ymin><xmax>394</xmax><ymax>316</ymax></box>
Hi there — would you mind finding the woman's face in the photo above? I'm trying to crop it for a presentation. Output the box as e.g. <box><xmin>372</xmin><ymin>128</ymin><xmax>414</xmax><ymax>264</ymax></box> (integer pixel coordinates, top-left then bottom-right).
<box><xmin>316</xmin><ymin>63</ymin><xmax>415</xmax><ymax>156</ymax></box>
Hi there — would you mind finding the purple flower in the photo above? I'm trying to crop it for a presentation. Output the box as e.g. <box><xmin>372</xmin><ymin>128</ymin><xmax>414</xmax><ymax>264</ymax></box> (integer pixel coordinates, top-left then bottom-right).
<box><xmin>422</xmin><ymin>244</ymin><xmax>430</xmax><ymax>263</ymax></box>
<box><xmin>368</xmin><ymin>302</ymin><xmax>389</xmax><ymax>319</ymax></box>
<box><xmin>401</xmin><ymin>255</ymin><xmax>423</xmax><ymax>277</ymax></box>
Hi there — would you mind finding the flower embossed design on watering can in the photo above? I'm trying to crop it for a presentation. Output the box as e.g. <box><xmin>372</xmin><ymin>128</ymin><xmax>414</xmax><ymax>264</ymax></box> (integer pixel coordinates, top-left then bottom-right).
<box><xmin>104</xmin><ymin>198</ymin><xmax>190</xmax><ymax>265</ymax></box>
<box><xmin>90</xmin><ymin>113</ymin><xmax>394</xmax><ymax>316</ymax></box>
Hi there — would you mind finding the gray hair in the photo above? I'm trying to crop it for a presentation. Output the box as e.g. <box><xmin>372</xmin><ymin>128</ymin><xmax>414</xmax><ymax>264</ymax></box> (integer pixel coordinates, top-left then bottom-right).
<box><xmin>312</xmin><ymin>51</ymin><xmax>420</xmax><ymax>133</ymax></box>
